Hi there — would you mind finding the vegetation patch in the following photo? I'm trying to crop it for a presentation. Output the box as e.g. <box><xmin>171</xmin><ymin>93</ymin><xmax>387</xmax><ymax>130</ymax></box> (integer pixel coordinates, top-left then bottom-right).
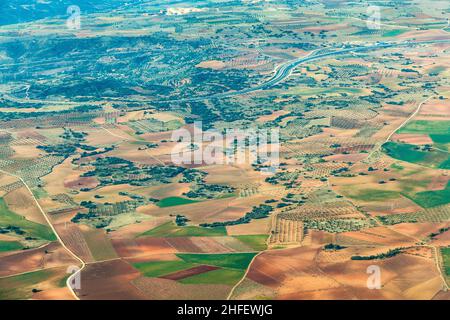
<box><xmin>0</xmin><ymin>269</ymin><xmax>54</xmax><ymax>300</ymax></box>
<box><xmin>324</xmin><ymin>243</ymin><xmax>346</xmax><ymax>251</ymax></box>
<box><xmin>441</xmin><ymin>247</ymin><xmax>450</xmax><ymax>278</ymax></box>
<box><xmin>134</xmin><ymin>252</ymin><xmax>255</xmax><ymax>286</ymax></box>
<box><xmin>0</xmin><ymin>240</ymin><xmax>23</xmax><ymax>252</ymax></box>
<box><xmin>351</xmin><ymin>248</ymin><xmax>402</xmax><ymax>260</ymax></box>
<box><xmin>382</xmin><ymin>29</ymin><xmax>407</xmax><ymax>37</ymax></box>
<box><xmin>0</xmin><ymin>198</ymin><xmax>55</xmax><ymax>242</ymax></box>
<box><xmin>343</xmin><ymin>188</ymin><xmax>400</xmax><ymax>202</ymax></box>
<box><xmin>382</xmin><ymin>142</ymin><xmax>448</xmax><ymax>168</ymax></box>
<box><xmin>200</xmin><ymin>204</ymin><xmax>273</xmax><ymax>228</ymax></box>
<box><xmin>179</xmin><ymin>268</ymin><xmax>244</xmax><ymax>286</ymax></box>
<box><xmin>404</xmin><ymin>181</ymin><xmax>450</xmax><ymax>208</ymax></box>
<box><xmin>398</xmin><ymin>120</ymin><xmax>450</xmax><ymax>135</ymax></box>
<box><xmin>233</xmin><ymin>235</ymin><xmax>268</xmax><ymax>251</ymax></box>
<box><xmin>430</xmin><ymin>134</ymin><xmax>450</xmax><ymax>144</ymax></box>
<box><xmin>132</xmin><ymin>260</ymin><xmax>197</xmax><ymax>278</ymax></box>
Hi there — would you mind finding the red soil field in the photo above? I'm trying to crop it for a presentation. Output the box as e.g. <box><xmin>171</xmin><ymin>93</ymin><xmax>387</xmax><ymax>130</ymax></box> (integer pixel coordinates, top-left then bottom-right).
<box><xmin>161</xmin><ymin>265</ymin><xmax>219</xmax><ymax>281</ymax></box>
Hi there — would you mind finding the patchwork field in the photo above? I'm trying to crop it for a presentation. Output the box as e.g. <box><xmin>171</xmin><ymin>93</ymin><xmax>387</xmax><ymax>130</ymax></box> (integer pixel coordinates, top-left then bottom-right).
<box><xmin>0</xmin><ymin>0</ymin><xmax>449</xmax><ymax>301</ymax></box>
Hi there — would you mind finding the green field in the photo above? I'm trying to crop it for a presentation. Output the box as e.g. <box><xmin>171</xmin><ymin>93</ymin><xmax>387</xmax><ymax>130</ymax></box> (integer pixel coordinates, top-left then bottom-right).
<box><xmin>132</xmin><ymin>260</ymin><xmax>197</xmax><ymax>278</ymax></box>
<box><xmin>179</xmin><ymin>268</ymin><xmax>244</xmax><ymax>286</ymax></box>
<box><xmin>288</xmin><ymin>86</ymin><xmax>363</xmax><ymax>97</ymax></box>
<box><xmin>430</xmin><ymin>134</ymin><xmax>450</xmax><ymax>144</ymax></box>
<box><xmin>0</xmin><ymin>198</ymin><xmax>56</xmax><ymax>242</ymax></box>
<box><xmin>404</xmin><ymin>182</ymin><xmax>450</xmax><ymax>208</ymax></box>
<box><xmin>140</xmin><ymin>222</ymin><xmax>227</xmax><ymax>237</ymax></box>
<box><xmin>382</xmin><ymin>142</ymin><xmax>449</xmax><ymax>168</ymax></box>
<box><xmin>82</xmin><ymin>229</ymin><xmax>118</xmax><ymax>261</ymax></box>
<box><xmin>133</xmin><ymin>252</ymin><xmax>256</xmax><ymax>286</ymax></box>
<box><xmin>156</xmin><ymin>196</ymin><xmax>200</xmax><ymax>208</ymax></box>
<box><xmin>0</xmin><ymin>240</ymin><xmax>23</xmax><ymax>252</ymax></box>
<box><xmin>390</xmin><ymin>163</ymin><xmax>404</xmax><ymax>171</ymax></box>
<box><xmin>441</xmin><ymin>247</ymin><xmax>450</xmax><ymax>279</ymax></box>
<box><xmin>382</xmin><ymin>29</ymin><xmax>408</xmax><ymax>37</ymax></box>
<box><xmin>428</xmin><ymin>66</ymin><xmax>447</xmax><ymax>76</ymax></box>
<box><xmin>176</xmin><ymin>252</ymin><xmax>256</xmax><ymax>270</ymax></box>
<box><xmin>0</xmin><ymin>269</ymin><xmax>54</xmax><ymax>300</ymax></box>
<box><xmin>343</xmin><ymin>188</ymin><xmax>400</xmax><ymax>202</ymax></box>
<box><xmin>233</xmin><ymin>235</ymin><xmax>268</xmax><ymax>251</ymax></box>
<box><xmin>398</xmin><ymin>120</ymin><xmax>450</xmax><ymax>135</ymax></box>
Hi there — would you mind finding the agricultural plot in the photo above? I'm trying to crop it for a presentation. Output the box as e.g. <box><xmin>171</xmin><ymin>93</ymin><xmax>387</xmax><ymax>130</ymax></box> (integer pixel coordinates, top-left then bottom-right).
<box><xmin>132</xmin><ymin>252</ymin><xmax>255</xmax><ymax>287</ymax></box>
<box><xmin>270</xmin><ymin>217</ymin><xmax>303</xmax><ymax>245</ymax></box>
<box><xmin>0</xmin><ymin>268</ymin><xmax>69</xmax><ymax>300</ymax></box>
<box><xmin>0</xmin><ymin>240</ymin><xmax>23</xmax><ymax>252</ymax></box>
<box><xmin>156</xmin><ymin>196</ymin><xmax>200</xmax><ymax>208</ymax></box>
<box><xmin>0</xmin><ymin>198</ymin><xmax>55</xmax><ymax>243</ymax></box>
<box><xmin>140</xmin><ymin>221</ymin><xmax>227</xmax><ymax>238</ymax></box>
<box><xmin>233</xmin><ymin>235</ymin><xmax>268</xmax><ymax>251</ymax></box>
<box><xmin>442</xmin><ymin>247</ymin><xmax>450</xmax><ymax>282</ymax></box>
<box><xmin>382</xmin><ymin>142</ymin><xmax>450</xmax><ymax>169</ymax></box>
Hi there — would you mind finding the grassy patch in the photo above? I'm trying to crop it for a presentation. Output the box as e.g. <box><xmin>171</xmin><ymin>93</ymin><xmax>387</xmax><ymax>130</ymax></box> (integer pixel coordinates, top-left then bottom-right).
<box><xmin>140</xmin><ymin>222</ymin><xmax>227</xmax><ymax>237</ymax></box>
<box><xmin>176</xmin><ymin>253</ymin><xmax>256</xmax><ymax>270</ymax></box>
<box><xmin>132</xmin><ymin>260</ymin><xmax>197</xmax><ymax>278</ymax></box>
<box><xmin>382</xmin><ymin>142</ymin><xmax>448</xmax><ymax>168</ymax></box>
<box><xmin>82</xmin><ymin>228</ymin><xmax>118</xmax><ymax>261</ymax></box>
<box><xmin>179</xmin><ymin>268</ymin><xmax>244</xmax><ymax>286</ymax></box>
<box><xmin>343</xmin><ymin>188</ymin><xmax>400</xmax><ymax>202</ymax></box>
<box><xmin>390</xmin><ymin>163</ymin><xmax>404</xmax><ymax>171</ymax></box>
<box><xmin>383</xmin><ymin>142</ymin><xmax>427</xmax><ymax>163</ymax></box>
<box><xmin>0</xmin><ymin>269</ymin><xmax>53</xmax><ymax>300</ymax></box>
<box><xmin>156</xmin><ymin>196</ymin><xmax>200</xmax><ymax>208</ymax></box>
<box><xmin>233</xmin><ymin>235</ymin><xmax>268</xmax><ymax>251</ymax></box>
<box><xmin>398</xmin><ymin>178</ymin><xmax>431</xmax><ymax>194</ymax></box>
<box><xmin>428</xmin><ymin>66</ymin><xmax>447</xmax><ymax>76</ymax></box>
<box><xmin>441</xmin><ymin>247</ymin><xmax>450</xmax><ymax>278</ymax></box>
<box><xmin>430</xmin><ymin>134</ymin><xmax>450</xmax><ymax>144</ymax></box>
<box><xmin>57</xmin><ymin>273</ymin><xmax>71</xmax><ymax>288</ymax></box>
<box><xmin>0</xmin><ymin>198</ymin><xmax>56</xmax><ymax>241</ymax></box>
<box><xmin>0</xmin><ymin>240</ymin><xmax>23</xmax><ymax>252</ymax></box>
<box><xmin>288</xmin><ymin>86</ymin><xmax>363</xmax><ymax>97</ymax></box>
<box><xmin>398</xmin><ymin>120</ymin><xmax>450</xmax><ymax>135</ymax></box>
<box><xmin>439</xmin><ymin>158</ymin><xmax>450</xmax><ymax>170</ymax></box>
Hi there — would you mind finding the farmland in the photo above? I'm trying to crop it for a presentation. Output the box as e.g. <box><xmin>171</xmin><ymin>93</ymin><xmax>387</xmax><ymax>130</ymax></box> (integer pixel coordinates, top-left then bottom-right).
<box><xmin>130</xmin><ymin>252</ymin><xmax>255</xmax><ymax>291</ymax></box>
<box><xmin>0</xmin><ymin>0</ymin><xmax>449</xmax><ymax>301</ymax></box>
<box><xmin>140</xmin><ymin>221</ymin><xmax>227</xmax><ymax>238</ymax></box>
<box><xmin>155</xmin><ymin>197</ymin><xmax>200</xmax><ymax>208</ymax></box>
<box><xmin>0</xmin><ymin>198</ymin><xmax>56</xmax><ymax>242</ymax></box>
